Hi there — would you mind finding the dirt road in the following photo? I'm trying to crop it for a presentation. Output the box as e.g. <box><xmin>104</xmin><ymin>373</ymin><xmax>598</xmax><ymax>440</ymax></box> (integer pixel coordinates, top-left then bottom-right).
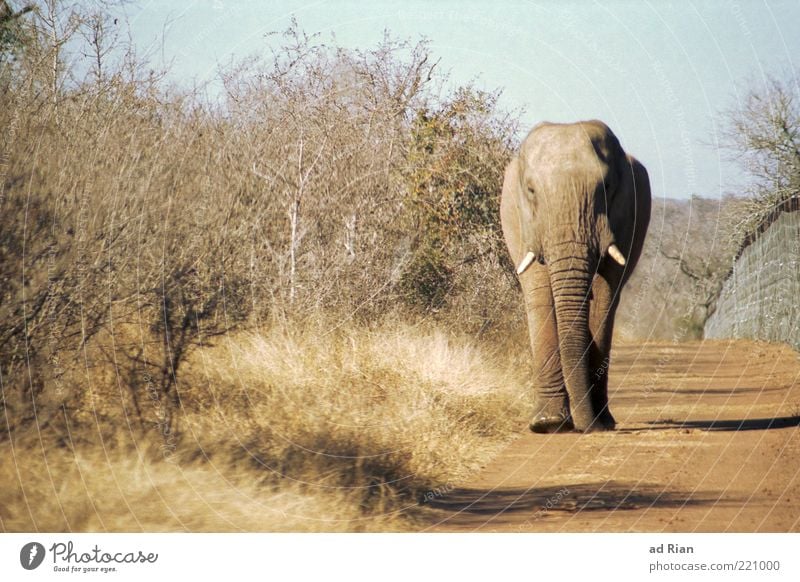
<box><xmin>419</xmin><ymin>340</ymin><xmax>800</xmax><ymax>532</ymax></box>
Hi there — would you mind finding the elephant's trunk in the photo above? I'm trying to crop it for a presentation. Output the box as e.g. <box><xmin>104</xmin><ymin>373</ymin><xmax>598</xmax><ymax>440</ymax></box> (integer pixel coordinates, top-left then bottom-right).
<box><xmin>548</xmin><ymin>243</ymin><xmax>595</xmax><ymax>431</ymax></box>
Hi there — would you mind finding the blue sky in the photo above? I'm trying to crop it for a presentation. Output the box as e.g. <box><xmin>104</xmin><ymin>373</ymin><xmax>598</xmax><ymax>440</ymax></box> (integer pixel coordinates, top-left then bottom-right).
<box><xmin>125</xmin><ymin>0</ymin><xmax>799</xmax><ymax>201</ymax></box>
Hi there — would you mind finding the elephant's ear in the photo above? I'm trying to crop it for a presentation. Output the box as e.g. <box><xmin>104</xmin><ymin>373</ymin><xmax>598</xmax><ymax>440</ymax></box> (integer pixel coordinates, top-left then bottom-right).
<box><xmin>500</xmin><ymin>156</ymin><xmax>541</xmax><ymax>270</ymax></box>
<box><xmin>608</xmin><ymin>154</ymin><xmax>651</xmax><ymax>257</ymax></box>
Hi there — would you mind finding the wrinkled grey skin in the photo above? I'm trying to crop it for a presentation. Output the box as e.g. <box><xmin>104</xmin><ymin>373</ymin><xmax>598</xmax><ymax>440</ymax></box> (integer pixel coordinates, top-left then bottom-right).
<box><xmin>501</xmin><ymin>120</ymin><xmax>651</xmax><ymax>433</ymax></box>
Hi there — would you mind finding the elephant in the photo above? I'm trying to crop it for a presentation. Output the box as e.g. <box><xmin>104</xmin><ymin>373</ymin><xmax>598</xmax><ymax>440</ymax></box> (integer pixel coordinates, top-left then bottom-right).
<box><xmin>500</xmin><ymin>120</ymin><xmax>651</xmax><ymax>433</ymax></box>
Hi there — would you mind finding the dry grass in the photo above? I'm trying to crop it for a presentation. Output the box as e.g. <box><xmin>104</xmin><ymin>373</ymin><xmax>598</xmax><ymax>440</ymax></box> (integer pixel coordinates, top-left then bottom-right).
<box><xmin>0</xmin><ymin>440</ymin><xmax>388</xmax><ymax>532</ymax></box>
<box><xmin>1</xmin><ymin>320</ymin><xmax>530</xmax><ymax>532</ymax></box>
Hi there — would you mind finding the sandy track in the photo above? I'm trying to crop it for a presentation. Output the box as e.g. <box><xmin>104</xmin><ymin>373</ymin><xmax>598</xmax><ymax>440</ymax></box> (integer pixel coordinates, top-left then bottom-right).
<box><xmin>418</xmin><ymin>340</ymin><xmax>800</xmax><ymax>532</ymax></box>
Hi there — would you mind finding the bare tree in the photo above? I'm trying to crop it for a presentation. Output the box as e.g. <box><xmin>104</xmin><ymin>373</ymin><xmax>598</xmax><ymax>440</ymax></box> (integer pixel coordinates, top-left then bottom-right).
<box><xmin>720</xmin><ymin>76</ymin><xmax>800</xmax><ymax>242</ymax></box>
<box><xmin>223</xmin><ymin>25</ymin><xmax>440</xmax><ymax>318</ymax></box>
<box><xmin>78</xmin><ymin>7</ymin><xmax>117</xmax><ymax>82</ymax></box>
<box><xmin>647</xmin><ymin>196</ymin><xmax>737</xmax><ymax>335</ymax></box>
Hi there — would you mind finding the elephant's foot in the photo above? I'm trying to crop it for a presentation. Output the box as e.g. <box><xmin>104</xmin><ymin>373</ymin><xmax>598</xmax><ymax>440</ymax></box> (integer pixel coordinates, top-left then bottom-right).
<box><xmin>597</xmin><ymin>408</ymin><xmax>616</xmax><ymax>430</ymax></box>
<box><xmin>587</xmin><ymin>385</ymin><xmax>616</xmax><ymax>432</ymax></box>
<box><xmin>572</xmin><ymin>407</ymin><xmax>616</xmax><ymax>433</ymax></box>
<box><xmin>529</xmin><ymin>397</ymin><xmax>573</xmax><ymax>434</ymax></box>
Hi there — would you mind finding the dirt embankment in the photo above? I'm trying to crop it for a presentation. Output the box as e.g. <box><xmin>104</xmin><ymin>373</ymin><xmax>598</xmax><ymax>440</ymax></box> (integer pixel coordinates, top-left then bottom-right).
<box><xmin>419</xmin><ymin>340</ymin><xmax>800</xmax><ymax>532</ymax></box>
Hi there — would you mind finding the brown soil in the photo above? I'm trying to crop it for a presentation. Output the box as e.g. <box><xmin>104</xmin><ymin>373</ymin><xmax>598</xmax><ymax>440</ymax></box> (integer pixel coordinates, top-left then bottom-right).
<box><xmin>418</xmin><ymin>340</ymin><xmax>800</xmax><ymax>532</ymax></box>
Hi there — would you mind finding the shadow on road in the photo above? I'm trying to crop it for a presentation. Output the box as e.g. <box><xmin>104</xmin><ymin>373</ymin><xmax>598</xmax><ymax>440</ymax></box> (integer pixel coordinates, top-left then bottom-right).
<box><xmin>631</xmin><ymin>386</ymin><xmax>787</xmax><ymax>396</ymax></box>
<box><xmin>644</xmin><ymin>415</ymin><xmax>800</xmax><ymax>432</ymax></box>
<box><xmin>420</xmin><ymin>481</ymin><xmax>721</xmax><ymax>524</ymax></box>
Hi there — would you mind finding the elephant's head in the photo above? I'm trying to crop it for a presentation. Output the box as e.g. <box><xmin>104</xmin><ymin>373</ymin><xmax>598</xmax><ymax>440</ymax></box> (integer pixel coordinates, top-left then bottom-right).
<box><xmin>507</xmin><ymin>120</ymin><xmax>648</xmax><ymax>431</ymax></box>
<box><xmin>514</xmin><ymin>121</ymin><xmax>631</xmax><ymax>274</ymax></box>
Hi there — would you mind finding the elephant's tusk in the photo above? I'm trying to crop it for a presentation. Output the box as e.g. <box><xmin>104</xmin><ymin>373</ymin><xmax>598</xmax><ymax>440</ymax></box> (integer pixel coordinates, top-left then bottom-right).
<box><xmin>608</xmin><ymin>244</ymin><xmax>626</xmax><ymax>266</ymax></box>
<box><xmin>516</xmin><ymin>251</ymin><xmax>536</xmax><ymax>275</ymax></box>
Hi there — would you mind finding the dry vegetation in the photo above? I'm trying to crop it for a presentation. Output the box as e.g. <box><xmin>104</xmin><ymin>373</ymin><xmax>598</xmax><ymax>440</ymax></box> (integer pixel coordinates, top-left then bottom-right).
<box><xmin>2</xmin><ymin>320</ymin><xmax>529</xmax><ymax>531</ymax></box>
<box><xmin>1</xmin><ymin>2</ymin><xmax>526</xmax><ymax>531</ymax></box>
<box><xmin>2</xmin><ymin>2</ymin><xmax>794</xmax><ymax>532</ymax></box>
<box><xmin>719</xmin><ymin>76</ymin><xmax>800</xmax><ymax>238</ymax></box>
<box><xmin>617</xmin><ymin>195</ymin><xmax>747</xmax><ymax>340</ymax></box>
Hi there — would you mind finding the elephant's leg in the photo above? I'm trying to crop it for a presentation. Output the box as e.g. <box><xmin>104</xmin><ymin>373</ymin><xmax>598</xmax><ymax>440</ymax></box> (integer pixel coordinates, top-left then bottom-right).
<box><xmin>520</xmin><ymin>262</ymin><xmax>572</xmax><ymax>433</ymax></box>
<box><xmin>588</xmin><ymin>269</ymin><xmax>623</xmax><ymax>429</ymax></box>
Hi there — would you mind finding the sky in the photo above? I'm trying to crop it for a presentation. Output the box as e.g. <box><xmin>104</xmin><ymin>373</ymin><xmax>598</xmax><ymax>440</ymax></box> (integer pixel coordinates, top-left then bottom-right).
<box><xmin>123</xmin><ymin>0</ymin><xmax>800</xmax><ymax>201</ymax></box>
